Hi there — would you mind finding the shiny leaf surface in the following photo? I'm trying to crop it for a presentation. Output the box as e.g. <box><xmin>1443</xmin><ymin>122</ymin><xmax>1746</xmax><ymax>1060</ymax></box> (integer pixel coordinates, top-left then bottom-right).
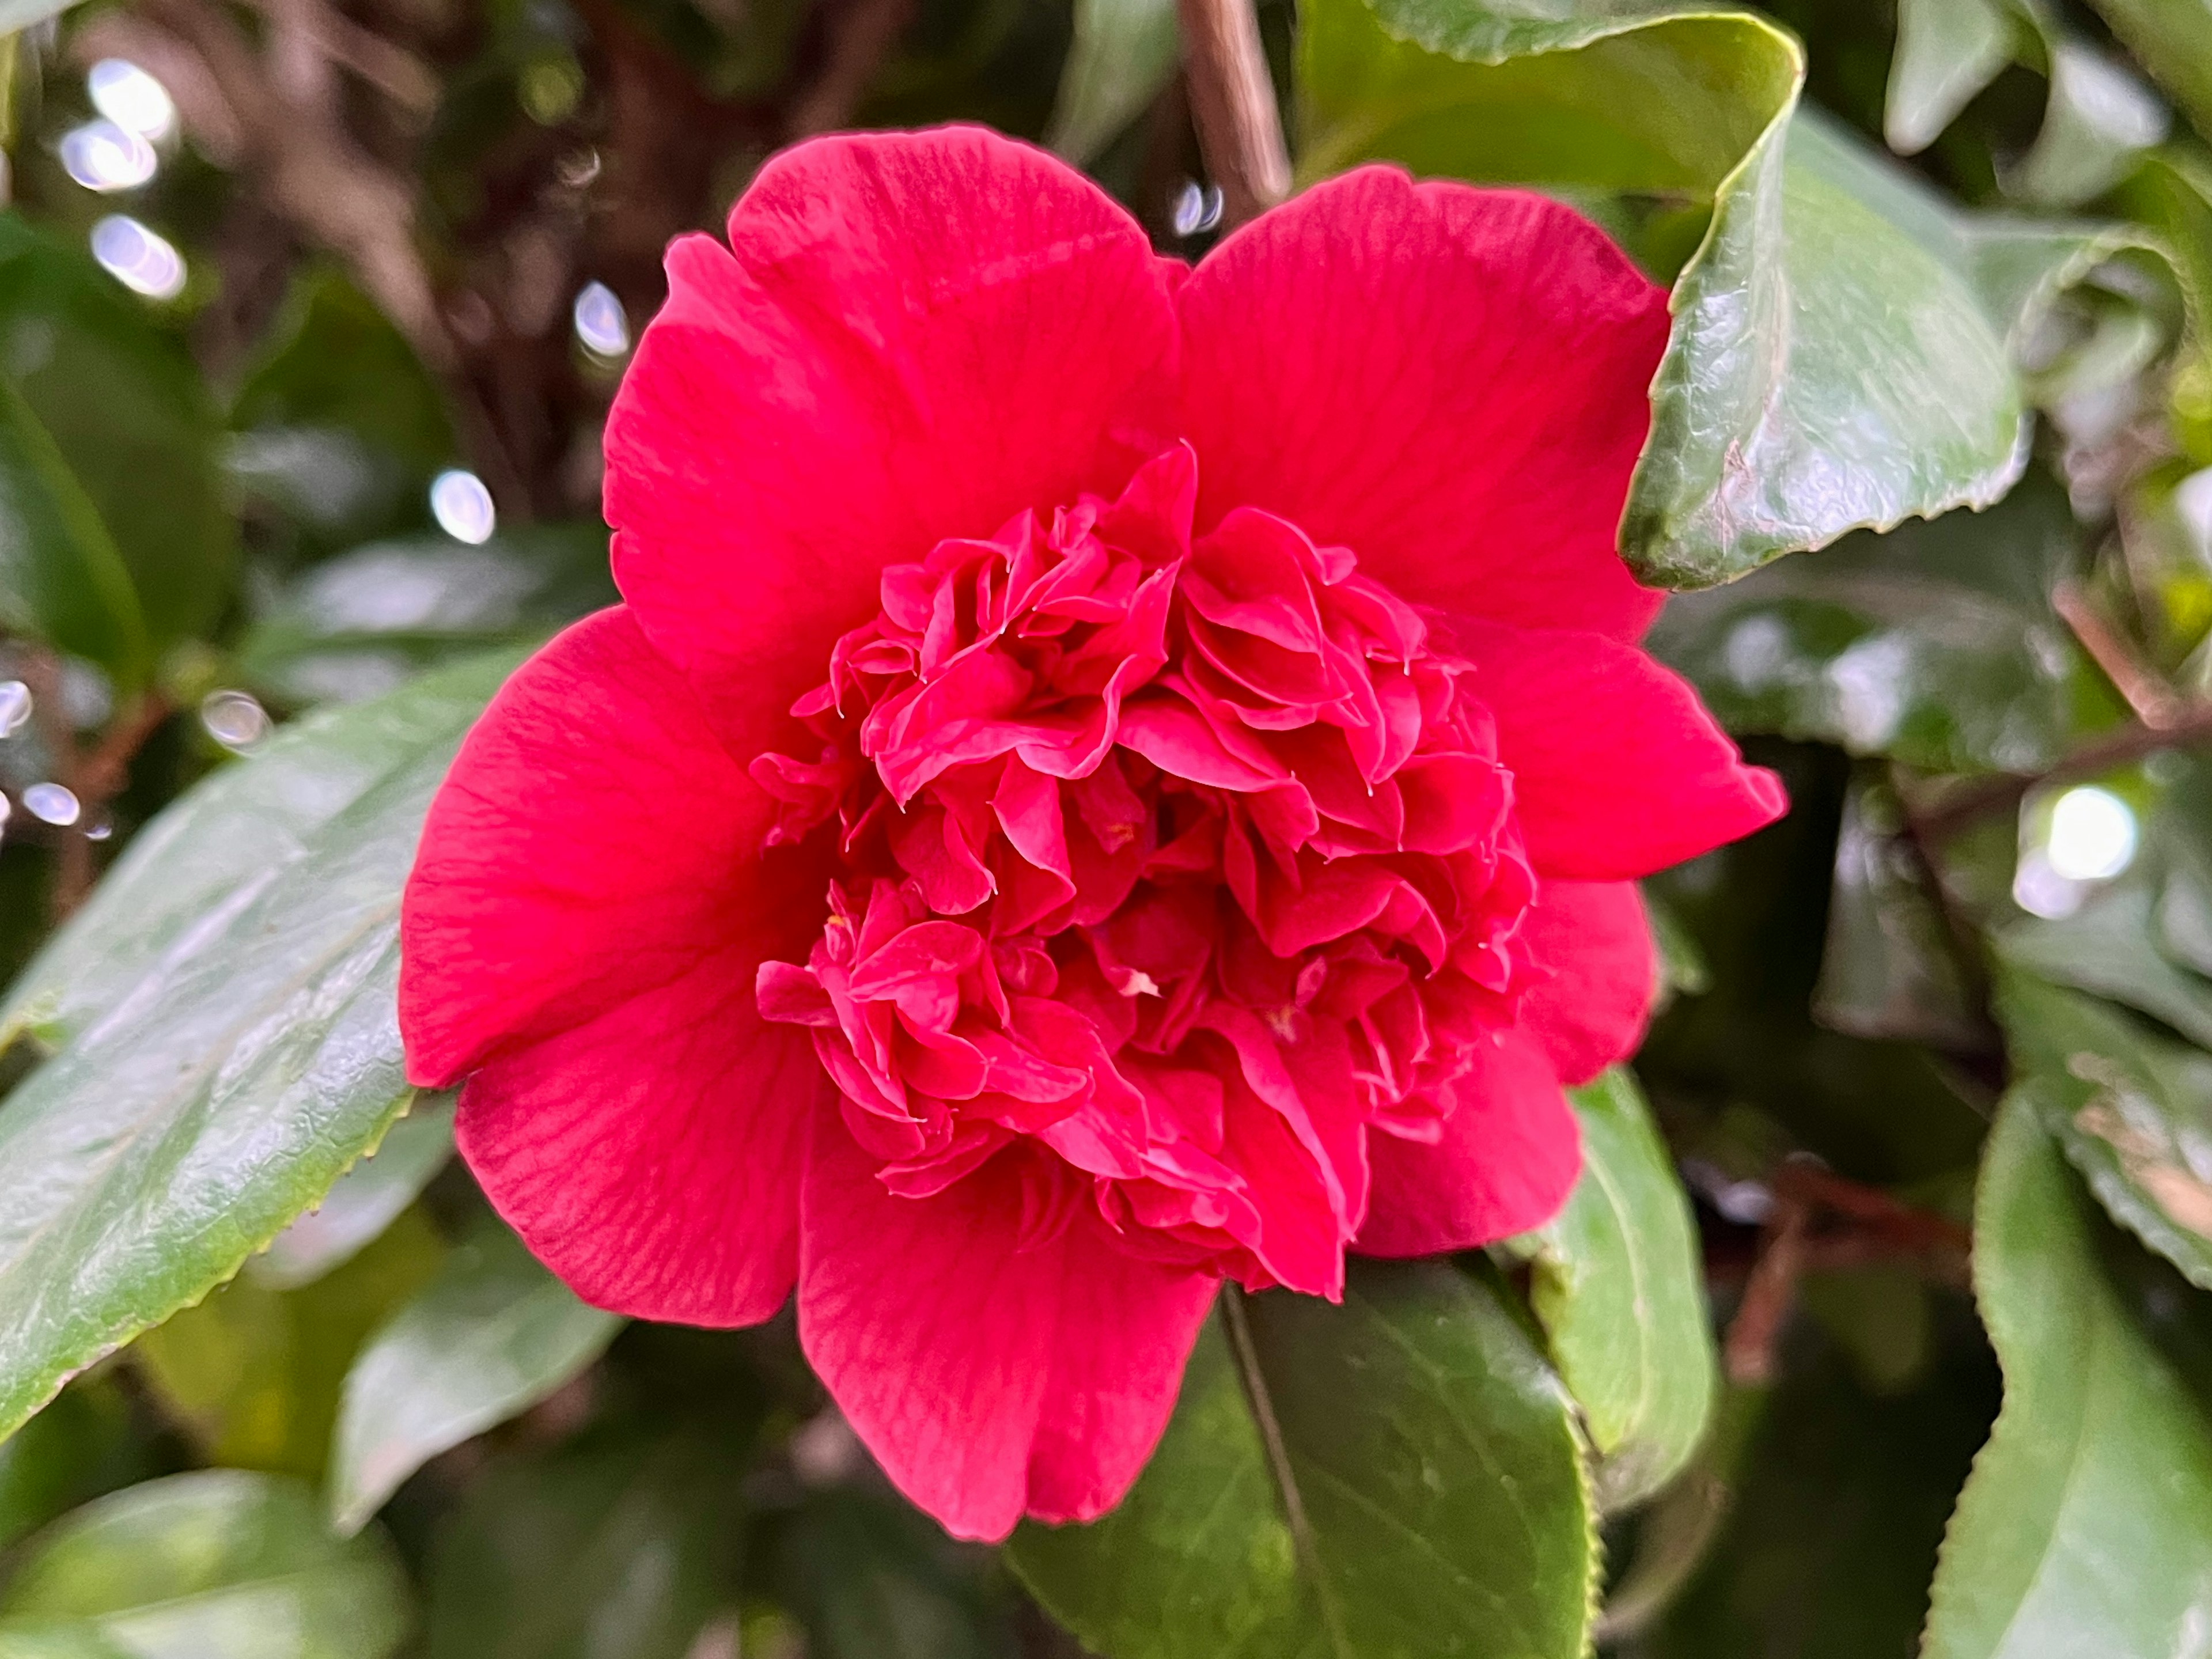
<box><xmin>1921</xmin><ymin>1096</ymin><xmax>2212</xmax><ymax>1659</ymax></box>
<box><xmin>1008</xmin><ymin>1260</ymin><xmax>1595</xmax><ymax>1659</ymax></box>
<box><xmin>1514</xmin><ymin>1068</ymin><xmax>1718</xmax><ymax>1512</ymax></box>
<box><xmin>328</xmin><ymin>1220</ymin><xmax>622</xmax><ymax>1534</ymax></box>
<box><xmin>0</xmin><ymin>1471</ymin><xmax>409</xmax><ymax>1659</ymax></box>
<box><xmin>0</xmin><ymin>650</ymin><xmax>521</xmax><ymax>1441</ymax></box>
<box><xmin>1995</xmin><ymin>969</ymin><xmax>2212</xmax><ymax>1291</ymax></box>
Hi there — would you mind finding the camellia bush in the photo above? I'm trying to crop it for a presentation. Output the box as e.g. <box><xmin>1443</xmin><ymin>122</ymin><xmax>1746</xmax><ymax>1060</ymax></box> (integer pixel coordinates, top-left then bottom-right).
<box><xmin>0</xmin><ymin>0</ymin><xmax>2210</xmax><ymax>1645</ymax></box>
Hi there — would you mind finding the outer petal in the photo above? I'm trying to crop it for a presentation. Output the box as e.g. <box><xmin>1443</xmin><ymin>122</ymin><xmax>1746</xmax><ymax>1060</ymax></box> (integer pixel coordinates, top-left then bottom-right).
<box><xmin>607</xmin><ymin>126</ymin><xmax>1181</xmax><ymax>737</ymax></box>
<box><xmin>1515</xmin><ymin>880</ymin><xmax>1656</xmax><ymax>1085</ymax></box>
<box><xmin>1354</xmin><ymin>1027</ymin><xmax>1581</xmax><ymax>1256</ymax></box>
<box><xmin>1024</xmin><ymin>1227</ymin><xmax>1218</xmax><ymax>1524</ymax></box>
<box><xmin>1178</xmin><ymin>167</ymin><xmax>1670</xmax><ymax>642</ymax></box>
<box><xmin>401</xmin><ymin>607</ymin><xmax>830</xmax><ymax>1324</ymax></box>
<box><xmin>799</xmin><ymin>1127</ymin><xmax>1214</xmax><ymax>1539</ymax></box>
<box><xmin>1443</xmin><ymin>614</ymin><xmax>1788</xmax><ymax>880</ymax></box>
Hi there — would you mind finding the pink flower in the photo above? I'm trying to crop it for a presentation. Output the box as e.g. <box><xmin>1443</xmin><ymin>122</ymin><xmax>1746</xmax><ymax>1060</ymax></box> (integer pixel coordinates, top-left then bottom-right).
<box><xmin>400</xmin><ymin>127</ymin><xmax>1785</xmax><ymax>1541</ymax></box>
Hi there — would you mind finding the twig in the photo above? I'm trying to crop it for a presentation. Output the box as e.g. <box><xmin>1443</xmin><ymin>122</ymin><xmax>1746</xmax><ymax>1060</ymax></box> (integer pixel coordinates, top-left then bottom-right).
<box><xmin>1916</xmin><ymin>702</ymin><xmax>2212</xmax><ymax>844</ymax></box>
<box><xmin>131</xmin><ymin>0</ymin><xmax>533</xmax><ymax>518</ymax></box>
<box><xmin>2052</xmin><ymin>579</ymin><xmax>2186</xmax><ymax>729</ymax></box>
<box><xmin>1722</xmin><ymin>1187</ymin><xmax>1808</xmax><ymax>1387</ymax></box>
<box><xmin>11</xmin><ymin>649</ymin><xmax>169</xmax><ymax>922</ymax></box>
<box><xmin>240</xmin><ymin>0</ymin><xmax>440</xmax><ymax>118</ymax></box>
<box><xmin>1175</xmin><ymin>0</ymin><xmax>1289</xmax><ymax>229</ymax></box>
<box><xmin>786</xmin><ymin>0</ymin><xmax>916</xmax><ymax>137</ymax></box>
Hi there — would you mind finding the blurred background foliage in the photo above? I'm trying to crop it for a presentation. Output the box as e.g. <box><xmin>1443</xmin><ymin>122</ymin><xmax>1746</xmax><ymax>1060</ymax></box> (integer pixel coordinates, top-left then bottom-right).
<box><xmin>0</xmin><ymin>0</ymin><xmax>2207</xmax><ymax>1647</ymax></box>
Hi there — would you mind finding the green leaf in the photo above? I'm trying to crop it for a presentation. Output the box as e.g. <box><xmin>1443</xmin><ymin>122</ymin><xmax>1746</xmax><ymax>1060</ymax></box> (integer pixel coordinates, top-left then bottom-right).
<box><xmin>328</xmin><ymin>1220</ymin><xmax>623</xmax><ymax>1535</ymax></box>
<box><xmin>0</xmin><ymin>649</ymin><xmax>522</xmax><ymax>1442</ymax></box>
<box><xmin>1993</xmin><ymin>969</ymin><xmax>2212</xmax><ymax>1291</ymax></box>
<box><xmin>0</xmin><ymin>216</ymin><xmax>235</xmax><ymax>651</ymax></box>
<box><xmin>1298</xmin><ymin>0</ymin><xmax>2156</xmax><ymax>586</ymax></box>
<box><xmin>1046</xmin><ymin>0</ymin><xmax>1178</xmax><ymax>163</ymax></box>
<box><xmin>1008</xmin><ymin>1260</ymin><xmax>1596</xmax><ymax>1659</ymax></box>
<box><xmin>233</xmin><ymin>527</ymin><xmax>615</xmax><ymax>708</ymax></box>
<box><xmin>1646</xmin><ymin>467</ymin><xmax>2083</xmax><ymax>774</ymax></box>
<box><xmin>248</xmin><ymin>1096</ymin><xmax>457</xmax><ymax>1291</ymax></box>
<box><xmin>1995</xmin><ymin>880</ymin><xmax>2212</xmax><ymax>1050</ymax></box>
<box><xmin>0</xmin><ymin>376</ymin><xmax>145</xmax><ymax>685</ymax></box>
<box><xmin>131</xmin><ymin>1210</ymin><xmax>445</xmax><ymax>1480</ymax></box>
<box><xmin>0</xmin><ymin>1470</ymin><xmax>410</xmax><ymax>1659</ymax></box>
<box><xmin>2008</xmin><ymin>41</ymin><xmax>2170</xmax><ymax>208</ymax></box>
<box><xmin>1512</xmin><ymin>1068</ymin><xmax>1717</xmax><ymax>1512</ymax></box>
<box><xmin>1885</xmin><ymin>0</ymin><xmax>2016</xmax><ymax>154</ymax></box>
<box><xmin>2078</xmin><ymin>0</ymin><xmax>2212</xmax><ymax>143</ymax></box>
<box><xmin>1921</xmin><ymin>1093</ymin><xmax>2212</xmax><ymax>1659</ymax></box>
<box><xmin>423</xmin><ymin>1431</ymin><xmax>745</xmax><ymax>1659</ymax></box>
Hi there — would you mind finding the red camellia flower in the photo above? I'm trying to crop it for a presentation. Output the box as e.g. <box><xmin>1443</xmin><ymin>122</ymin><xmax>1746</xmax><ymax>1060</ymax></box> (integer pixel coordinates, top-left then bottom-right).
<box><xmin>400</xmin><ymin>126</ymin><xmax>1786</xmax><ymax>1540</ymax></box>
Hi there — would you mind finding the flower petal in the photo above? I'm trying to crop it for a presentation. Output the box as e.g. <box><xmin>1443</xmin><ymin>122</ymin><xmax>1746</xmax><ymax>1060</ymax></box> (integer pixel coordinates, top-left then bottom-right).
<box><xmin>799</xmin><ymin>1133</ymin><xmax>1056</xmax><ymax>1540</ymax></box>
<box><xmin>1442</xmin><ymin>614</ymin><xmax>1788</xmax><ymax>880</ymax></box>
<box><xmin>1178</xmin><ymin>167</ymin><xmax>1670</xmax><ymax>642</ymax></box>
<box><xmin>1024</xmin><ymin>1230</ymin><xmax>1218</xmax><ymax>1524</ymax></box>
<box><xmin>1515</xmin><ymin>880</ymin><xmax>1656</xmax><ymax>1085</ymax></box>
<box><xmin>607</xmin><ymin>126</ymin><xmax>1181</xmax><ymax>736</ymax></box>
<box><xmin>1354</xmin><ymin>1027</ymin><xmax>1581</xmax><ymax>1256</ymax></box>
<box><xmin>799</xmin><ymin>1126</ymin><xmax>1214</xmax><ymax>1539</ymax></box>
<box><xmin>402</xmin><ymin>607</ymin><xmax>828</xmax><ymax>1324</ymax></box>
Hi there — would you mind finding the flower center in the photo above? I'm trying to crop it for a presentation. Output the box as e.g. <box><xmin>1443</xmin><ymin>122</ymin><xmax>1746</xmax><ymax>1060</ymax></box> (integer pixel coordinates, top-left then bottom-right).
<box><xmin>752</xmin><ymin>444</ymin><xmax>1537</xmax><ymax>1296</ymax></box>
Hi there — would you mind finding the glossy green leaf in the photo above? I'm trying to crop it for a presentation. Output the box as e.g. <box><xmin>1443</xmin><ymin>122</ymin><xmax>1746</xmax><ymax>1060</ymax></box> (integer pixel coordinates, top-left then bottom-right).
<box><xmin>1512</xmin><ymin>1068</ymin><xmax>1717</xmax><ymax>1512</ymax></box>
<box><xmin>131</xmin><ymin>1211</ymin><xmax>445</xmax><ymax>1480</ymax></box>
<box><xmin>423</xmin><ymin>1431</ymin><xmax>745</xmax><ymax>1659</ymax></box>
<box><xmin>1009</xmin><ymin>1260</ymin><xmax>1595</xmax><ymax>1659</ymax></box>
<box><xmin>234</xmin><ymin>526</ymin><xmax>614</xmax><ymax>707</ymax></box>
<box><xmin>0</xmin><ymin>1471</ymin><xmax>409</xmax><ymax>1659</ymax></box>
<box><xmin>0</xmin><ymin>376</ymin><xmax>145</xmax><ymax>684</ymax></box>
<box><xmin>1647</xmin><ymin>468</ymin><xmax>2082</xmax><ymax>774</ymax></box>
<box><xmin>1046</xmin><ymin>0</ymin><xmax>1178</xmax><ymax>162</ymax></box>
<box><xmin>1994</xmin><ymin>969</ymin><xmax>2212</xmax><ymax>1291</ymax></box>
<box><xmin>2079</xmin><ymin>0</ymin><xmax>2212</xmax><ymax>142</ymax></box>
<box><xmin>328</xmin><ymin>1220</ymin><xmax>623</xmax><ymax>1534</ymax></box>
<box><xmin>1631</xmin><ymin>110</ymin><xmax>2031</xmax><ymax>586</ymax></box>
<box><xmin>1300</xmin><ymin>0</ymin><xmax>2154</xmax><ymax>586</ymax></box>
<box><xmin>248</xmin><ymin>1097</ymin><xmax>456</xmax><ymax>1291</ymax></box>
<box><xmin>0</xmin><ymin>652</ymin><xmax>514</xmax><ymax>1053</ymax></box>
<box><xmin>1995</xmin><ymin>880</ymin><xmax>2212</xmax><ymax>1050</ymax></box>
<box><xmin>0</xmin><ymin>649</ymin><xmax>522</xmax><ymax>1442</ymax></box>
<box><xmin>0</xmin><ymin>217</ymin><xmax>234</xmax><ymax>650</ymax></box>
<box><xmin>1885</xmin><ymin>0</ymin><xmax>2016</xmax><ymax>154</ymax></box>
<box><xmin>1921</xmin><ymin>1094</ymin><xmax>2212</xmax><ymax>1659</ymax></box>
<box><xmin>2009</xmin><ymin>41</ymin><xmax>2169</xmax><ymax>207</ymax></box>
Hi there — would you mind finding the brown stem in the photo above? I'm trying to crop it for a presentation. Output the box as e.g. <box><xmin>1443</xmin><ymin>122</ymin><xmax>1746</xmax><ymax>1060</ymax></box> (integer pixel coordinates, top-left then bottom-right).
<box><xmin>2052</xmin><ymin>579</ymin><xmax>2186</xmax><ymax>729</ymax></box>
<box><xmin>1916</xmin><ymin>701</ymin><xmax>2212</xmax><ymax>845</ymax></box>
<box><xmin>1723</xmin><ymin>1190</ymin><xmax>1808</xmax><ymax>1387</ymax></box>
<box><xmin>1175</xmin><ymin>0</ymin><xmax>1289</xmax><ymax>229</ymax></box>
<box><xmin>10</xmin><ymin>649</ymin><xmax>168</xmax><ymax>922</ymax></box>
